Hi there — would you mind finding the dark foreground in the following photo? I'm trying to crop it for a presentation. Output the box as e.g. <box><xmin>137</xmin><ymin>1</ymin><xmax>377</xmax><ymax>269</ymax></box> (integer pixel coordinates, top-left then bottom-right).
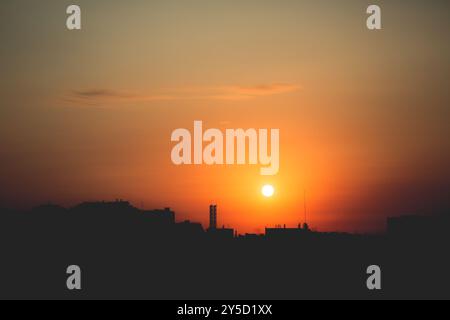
<box><xmin>0</xmin><ymin>203</ymin><xmax>449</xmax><ymax>300</ymax></box>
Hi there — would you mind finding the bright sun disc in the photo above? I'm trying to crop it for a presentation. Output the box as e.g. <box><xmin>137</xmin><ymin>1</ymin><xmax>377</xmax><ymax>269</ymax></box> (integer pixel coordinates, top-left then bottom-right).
<box><xmin>262</xmin><ymin>185</ymin><xmax>275</xmax><ymax>197</ymax></box>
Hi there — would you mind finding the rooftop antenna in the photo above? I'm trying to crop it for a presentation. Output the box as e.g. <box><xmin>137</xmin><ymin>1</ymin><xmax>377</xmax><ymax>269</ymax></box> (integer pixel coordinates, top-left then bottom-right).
<box><xmin>304</xmin><ymin>190</ymin><xmax>307</xmax><ymax>225</ymax></box>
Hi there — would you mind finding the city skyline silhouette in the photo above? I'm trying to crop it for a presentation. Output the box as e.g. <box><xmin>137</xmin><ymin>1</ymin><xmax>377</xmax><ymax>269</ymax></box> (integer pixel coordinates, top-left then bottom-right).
<box><xmin>1</xmin><ymin>198</ymin><xmax>449</xmax><ymax>299</ymax></box>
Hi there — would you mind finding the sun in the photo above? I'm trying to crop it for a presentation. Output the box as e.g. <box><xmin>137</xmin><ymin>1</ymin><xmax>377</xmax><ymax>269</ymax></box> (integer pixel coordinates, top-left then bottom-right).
<box><xmin>262</xmin><ymin>184</ymin><xmax>275</xmax><ymax>198</ymax></box>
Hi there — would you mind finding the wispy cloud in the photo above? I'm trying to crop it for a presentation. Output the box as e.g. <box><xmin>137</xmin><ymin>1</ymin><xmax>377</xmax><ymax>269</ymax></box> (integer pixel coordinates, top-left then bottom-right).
<box><xmin>73</xmin><ymin>89</ymin><xmax>134</xmax><ymax>98</ymax></box>
<box><xmin>229</xmin><ymin>84</ymin><xmax>302</xmax><ymax>96</ymax></box>
<box><xmin>64</xmin><ymin>83</ymin><xmax>301</xmax><ymax>106</ymax></box>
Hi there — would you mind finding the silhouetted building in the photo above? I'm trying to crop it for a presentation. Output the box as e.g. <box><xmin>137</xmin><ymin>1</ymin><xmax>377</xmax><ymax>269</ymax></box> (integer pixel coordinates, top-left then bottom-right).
<box><xmin>265</xmin><ymin>224</ymin><xmax>312</xmax><ymax>240</ymax></box>
<box><xmin>238</xmin><ymin>233</ymin><xmax>264</xmax><ymax>241</ymax></box>
<box><xmin>209</xmin><ymin>205</ymin><xmax>217</xmax><ymax>230</ymax></box>
<box><xmin>71</xmin><ymin>200</ymin><xmax>138</xmax><ymax>214</ymax></box>
<box><xmin>208</xmin><ymin>226</ymin><xmax>234</xmax><ymax>240</ymax></box>
<box><xmin>207</xmin><ymin>205</ymin><xmax>234</xmax><ymax>239</ymax></box>
<box><xmin>142</xmin><ymin>207</ymin><xmax>175</xmax><ymax>224</ymax></box>
<box><xmin>175</xmin><ymin>220</ymin><xmax>205</xmax><ymax>239</ymax></box>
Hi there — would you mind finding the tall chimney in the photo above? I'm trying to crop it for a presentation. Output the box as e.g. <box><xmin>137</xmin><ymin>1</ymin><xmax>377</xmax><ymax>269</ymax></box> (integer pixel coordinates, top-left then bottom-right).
<box><xmin>209</xmin><ymin>205</ymin><xmax>217</xmax><ymax>230</ymax></box>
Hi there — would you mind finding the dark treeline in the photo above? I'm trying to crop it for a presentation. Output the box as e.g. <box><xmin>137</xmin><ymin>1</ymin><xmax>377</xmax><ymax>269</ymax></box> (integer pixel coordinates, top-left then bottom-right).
<box><xmin>0</xmin><ymin>201</ymin><xmax>449</xmax><ymax>299</ymax></box>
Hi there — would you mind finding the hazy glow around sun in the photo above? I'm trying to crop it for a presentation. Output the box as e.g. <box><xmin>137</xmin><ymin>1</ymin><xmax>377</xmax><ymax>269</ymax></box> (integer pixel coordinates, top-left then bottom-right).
<box><xmin>262</xmin><ymin>184</ymin><xmax>275</xmax><ymax>198</ymax></box>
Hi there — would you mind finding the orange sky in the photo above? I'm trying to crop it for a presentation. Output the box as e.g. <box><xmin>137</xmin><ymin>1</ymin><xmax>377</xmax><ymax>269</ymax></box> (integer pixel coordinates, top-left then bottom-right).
<box><xmin>1</xmin><ymin>0</ymin><xmax>449</xmax><ymax>234</ymax></box>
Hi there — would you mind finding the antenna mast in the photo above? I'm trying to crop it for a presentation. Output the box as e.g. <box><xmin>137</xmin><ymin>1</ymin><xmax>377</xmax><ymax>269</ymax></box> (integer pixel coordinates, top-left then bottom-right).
<box><xmin>304</xmin><ymin>190</ymin><xmax>307</xmax><ymax>225</ymax></box>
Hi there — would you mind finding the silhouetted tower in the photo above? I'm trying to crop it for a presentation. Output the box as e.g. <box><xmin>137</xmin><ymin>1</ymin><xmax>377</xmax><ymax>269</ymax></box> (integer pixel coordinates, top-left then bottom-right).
<box><xmin>209</xmin><ymin>205</ymin><xmax>217</xmax><ymax>230</ymax></box>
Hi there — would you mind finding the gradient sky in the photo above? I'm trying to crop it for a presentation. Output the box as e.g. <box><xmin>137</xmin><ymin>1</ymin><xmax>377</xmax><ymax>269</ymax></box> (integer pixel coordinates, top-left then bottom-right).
<box><xmin>1</xmin><ymin>0</ymin><xmax>449</xmax><ymax>233</ymax></box>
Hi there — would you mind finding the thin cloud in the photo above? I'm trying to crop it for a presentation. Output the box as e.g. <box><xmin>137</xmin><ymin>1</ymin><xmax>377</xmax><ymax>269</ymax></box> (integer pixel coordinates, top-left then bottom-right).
<box><xmin>65</xmin><ymin>83</ymin><xmax>301</xmax><ymax>106</ymax></box>
<box><xmin>229</xmin><ymin>83</ymin><xmax>302</xmax><ymax>96</ymax></box>
<box><xmin>73</xmin><ymin>89</ymin><xmax>134</xmax><ymax>98</ymax></box>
